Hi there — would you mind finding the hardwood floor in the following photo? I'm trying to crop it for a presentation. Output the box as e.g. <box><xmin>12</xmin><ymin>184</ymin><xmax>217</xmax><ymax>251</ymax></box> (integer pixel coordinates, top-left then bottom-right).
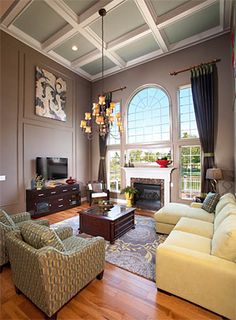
<box><xmin>1</xmin><ymin>204</ymin><xmax>222</xmax><ymax>320</ymax></box>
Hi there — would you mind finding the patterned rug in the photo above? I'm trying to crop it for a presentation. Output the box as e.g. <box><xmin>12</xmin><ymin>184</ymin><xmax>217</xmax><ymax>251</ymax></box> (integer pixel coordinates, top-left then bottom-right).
<box><xmin>51</xmin><ymin>215</ymin><xmax>167</xmax><ymax>281</ymax></box>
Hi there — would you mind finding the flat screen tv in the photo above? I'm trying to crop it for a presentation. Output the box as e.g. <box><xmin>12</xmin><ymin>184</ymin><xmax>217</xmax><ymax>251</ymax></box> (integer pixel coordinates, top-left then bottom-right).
<box><xmin>36</xmin><ymin>157</ymin><xmax>68</xmax><ymax>180</ymax></box>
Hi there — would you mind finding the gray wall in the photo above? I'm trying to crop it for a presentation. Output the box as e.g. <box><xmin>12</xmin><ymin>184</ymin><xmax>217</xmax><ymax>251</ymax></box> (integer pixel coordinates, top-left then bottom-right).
<box><xmin>92</xmin><ymin>33</ymin><xmax>235</xmax><ymax>202</ymax></box>
<box><xmin>0</xmin><ymin>31</ymin><xmax>91</xmax><ymax>213</ymax></box>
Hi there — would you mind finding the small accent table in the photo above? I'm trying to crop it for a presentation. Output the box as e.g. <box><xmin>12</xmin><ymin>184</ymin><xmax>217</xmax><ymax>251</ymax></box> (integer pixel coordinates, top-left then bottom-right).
<box><xmin>79</xmin><ymin>205</ymin><xmax>135</xmax><ymax>244</ymax></box>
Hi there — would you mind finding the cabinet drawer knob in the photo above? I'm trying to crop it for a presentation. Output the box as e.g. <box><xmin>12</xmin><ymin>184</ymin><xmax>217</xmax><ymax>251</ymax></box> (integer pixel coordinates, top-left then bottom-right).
<box><xmin>62</xmin><ymin>189</ymin><xmax>68</xmax><ymax>192</ymax></box>
<box><xmin>58</xmin><ymin>198</ymin><xmax>63</xmax><ymax>202</ymax></box>
<box><xmin>51</xmin><ymin>191</ymin><xmax>56</xmax><ymax>195</ymax></box>
<box><xmin>58</xmin><ymin>204</ymin><xmax>63</xmax><ymax>208</ymax></box>
<box><xmin>38</xmin><ymin>193</ymin><xmax>44</xmax><ymax>197</ymax></box>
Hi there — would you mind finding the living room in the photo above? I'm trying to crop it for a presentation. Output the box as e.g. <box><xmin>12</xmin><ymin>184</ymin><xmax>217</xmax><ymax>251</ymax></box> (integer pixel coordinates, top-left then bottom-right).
<box><xmin>0</xmin><ymin>0</ymin><xmax>236</xmax><ymax>319</ymax></box>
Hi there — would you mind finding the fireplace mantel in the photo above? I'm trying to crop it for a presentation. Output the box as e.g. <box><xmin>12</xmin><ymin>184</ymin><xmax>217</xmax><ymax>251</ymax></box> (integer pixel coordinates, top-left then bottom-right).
<box><xmin>122</xmin><ymin>167</ymin><xmax>175</xmax><ymax>205</ymax></box>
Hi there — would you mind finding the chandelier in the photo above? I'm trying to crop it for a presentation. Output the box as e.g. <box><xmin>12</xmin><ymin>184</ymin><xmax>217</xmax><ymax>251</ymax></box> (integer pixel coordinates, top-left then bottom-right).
<box><xmin>80</xmin><ymin>8</ymin><xmax>125</xmax><ymax>139</ymax></box>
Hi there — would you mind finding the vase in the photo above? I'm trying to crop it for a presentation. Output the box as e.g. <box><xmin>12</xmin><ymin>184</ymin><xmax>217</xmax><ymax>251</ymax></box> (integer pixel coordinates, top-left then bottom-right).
<box><xmin>156</xmin><ymin>160</ymin><xmax>172</xmax><ymax>168</ymax></box>
<box><xmin>125</xmin><ymin>193</ymin><xmax>134</xmax><ymax>208</ymax></box>
<box><xmin>66</xmin><ymin>176</ymin><xmax>76</xmax><ymax>184</ymax></box>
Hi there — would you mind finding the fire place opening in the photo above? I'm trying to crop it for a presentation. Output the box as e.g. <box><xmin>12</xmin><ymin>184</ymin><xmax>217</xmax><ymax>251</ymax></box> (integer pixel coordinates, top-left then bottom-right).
<box><xmin>132</xmin><ymin>178</ymin><xmax>164</xmax><ymax>211</ymax></box>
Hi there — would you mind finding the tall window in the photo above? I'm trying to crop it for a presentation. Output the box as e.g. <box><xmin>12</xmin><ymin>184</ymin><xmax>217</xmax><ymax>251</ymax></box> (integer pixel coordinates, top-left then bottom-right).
<box><xmin>107</xmin><ymin>102</ymin><xmax>120</xmax><ymax>145</ymax></box>
<box><xmin>178</xmin><ymin>85</ymin><xmax>201</xmax><ymax>199</ymax></box>
<box><xmin>107</xmin><ymin>150</ymin><xmax>121</xmax><ymax>192</ymax></box>
<box><xmin>179</xmin><ymin>85</ymin><xmax>198</xmax><ymax>139</ymax></box>
<box><xmin>127</xmin><ymin>86</ymin><xmax>170</xmax><ymax>144</ymax></box>
<box><xmin>180</xmin><ymin>146</ymin><xmax>201</xmax><ymax>199</ymax></box>
<box><xmin>127</xmin><ymin>148</ymin><xmax>171</xmax><ymax>165</ymax></box>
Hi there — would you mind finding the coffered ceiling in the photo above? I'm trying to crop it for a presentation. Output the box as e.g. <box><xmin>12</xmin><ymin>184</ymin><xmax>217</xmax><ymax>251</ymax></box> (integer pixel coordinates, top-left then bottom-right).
<box><xmin>0</xmin><ymin>0</ymin><xmax>233</xmax><ymax>81</ymax></box>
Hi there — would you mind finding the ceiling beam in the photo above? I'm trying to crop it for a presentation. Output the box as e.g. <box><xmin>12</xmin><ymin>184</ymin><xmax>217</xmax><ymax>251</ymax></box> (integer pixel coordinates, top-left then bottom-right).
<box><xmin>42</xmin><ymin>24</ymin><xmax>76</xmax><ymax>52</ymax></box>
<box><xmin>134</xmin><ymin>0</ymin><xmax>168</xmax><ymax>52</ymax></box>
<box><xmin>71</xmin><ymin>50</ymin><xmax>100</xmax><ymax>67</ymax></box>
<box><xmin>108</xmin><ymin>24</ymin><xmax>151</xmax><ymax>51</ymax></box>
<box><xmin>157</xmin><ymin>0</ymin><xmax>218</xmax><ymax>29</ymax></box>
<box><xmin>1</xmin><ymin>0</ymin><xmax>32</xmax><ymax>27</ymax></box>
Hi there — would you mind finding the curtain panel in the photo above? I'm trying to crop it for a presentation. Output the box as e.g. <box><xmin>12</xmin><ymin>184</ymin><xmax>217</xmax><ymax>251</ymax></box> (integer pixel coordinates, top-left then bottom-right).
<box><xmin>98</xmin><ymin>93</ymin><xmax>112</xmax><ymax>188</ymax></box>
<box><xmin>191</xmin><ymin>64</ymin><xmax>218</xmax><ymax>195</ymax></box>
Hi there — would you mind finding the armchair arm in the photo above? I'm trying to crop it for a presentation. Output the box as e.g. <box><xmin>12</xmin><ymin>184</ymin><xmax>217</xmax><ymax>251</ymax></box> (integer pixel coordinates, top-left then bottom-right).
<box><xmin>54</xmin><ymin>226</ymin><xmax>73</xmax><ymax>240</ymax></box>
<box><xmin>11</xmin><ymin>212</ymin><xmax>31</xmax><ymax>223</ymax></box>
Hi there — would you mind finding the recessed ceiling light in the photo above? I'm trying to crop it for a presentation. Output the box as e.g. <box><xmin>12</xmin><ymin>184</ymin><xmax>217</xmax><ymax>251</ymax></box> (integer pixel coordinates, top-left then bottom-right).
<box><xmin>72</xmin><ymin>45</ymin><xmax>78</xmax><ymax>51</ymax></box>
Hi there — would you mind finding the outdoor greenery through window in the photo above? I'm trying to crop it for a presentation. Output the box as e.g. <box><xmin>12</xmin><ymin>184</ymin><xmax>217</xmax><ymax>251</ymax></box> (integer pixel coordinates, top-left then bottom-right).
<box><xmin>107</xmin><ymin>150</ymin><xmax>121</xmax><ymax>192</ymax></box>
<box><xmin>180</xmin><ymin>146</ymin><xmax>201</xmax><ymax>199</ymax></box>
<box><xmin>127</xmin><ymin>148</ymin><xmax>171</xmax><ymax>165</ymax></box>
<box><xmin>179</xmin><ymin>85</ymin><xmax>199</xmax><ymax>139</ymax></box>
<box><xmin>127</xmin><ymin>86</ymin><xmax>170</xmax><ymax>144</ymax></box>
<box><xmin>107</xmin><ymin>102</ymin><xmax>120</xmax><ymax>145</ymax></box>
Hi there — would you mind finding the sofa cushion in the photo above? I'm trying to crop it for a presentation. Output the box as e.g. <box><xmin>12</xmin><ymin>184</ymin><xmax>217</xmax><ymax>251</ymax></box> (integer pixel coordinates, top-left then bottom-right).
<box><xmin>215</xmin><ymin>193</ymin><xmax>236</xmax><ymax>216</ymax></box>
<box><xmin>202</xmin><ymin>192</ymin><xmax>220</xmax><ymax>213</ymax></box>
<box><xmin>0</xmin><ymin>209</ymin><xmax>15</xmax><ymax>227</ymax></box>
<box><xmin>211</xmin><ymin>215</ymin><xmax>236</xmax><ymax>262</ymax></box>
<box><xmin>20</xmin><ymin>222</ymin><xmax>66</xmax><ymax>252</ymax></box>
<box><xmin>174</xmin><ymin>217</ymin><xmax>213</xmax><ymax>239</ymax></box>
<box><xmin>214</xmin><ymin>203</ymin><xmax>236</xmax><ymax>231</ymax></box>
<box><xmin>163</xmin><ymin>230</ymin><xmax>211</xmax><ymax>254</ymax></box>
<box><xmin>154</xmin><ymin>203</ymin><xmax>214</xmax><ymax>226</ymax></box>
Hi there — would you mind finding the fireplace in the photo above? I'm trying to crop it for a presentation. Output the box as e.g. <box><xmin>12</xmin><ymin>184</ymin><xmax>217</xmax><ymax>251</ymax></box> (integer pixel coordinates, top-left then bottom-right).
<box><xmin>131</xmin><ymin>178</ymin><xmax>164</xmax><ymax>210</ymax></box>
<box><xmin>123</xmin><ymin>167</ymin><xmax>174</xmax><ymax>207</ymax></box>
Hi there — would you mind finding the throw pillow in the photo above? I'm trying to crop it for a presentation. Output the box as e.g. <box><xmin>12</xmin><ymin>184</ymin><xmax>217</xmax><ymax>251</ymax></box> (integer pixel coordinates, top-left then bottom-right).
<box><xmin>202</xmin><ymin>192</ymin><xmax>220</xmax><ymax>213</ymax></box>
<box><xmin>0</xmin><ymin>209</ymin><xmax>16</xmax><ymax>227</ymax></box>
<box><xmin>20</xmin><ymin>221</ymin><xmax>66</xmax><ymax>252</ymax></box>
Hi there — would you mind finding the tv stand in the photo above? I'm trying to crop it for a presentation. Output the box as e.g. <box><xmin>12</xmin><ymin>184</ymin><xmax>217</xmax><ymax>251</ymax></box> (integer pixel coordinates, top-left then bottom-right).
<box><xmin>26</xmin><ymin>184</ymin><xmax>81</xmax><ymax>217</ymax></box>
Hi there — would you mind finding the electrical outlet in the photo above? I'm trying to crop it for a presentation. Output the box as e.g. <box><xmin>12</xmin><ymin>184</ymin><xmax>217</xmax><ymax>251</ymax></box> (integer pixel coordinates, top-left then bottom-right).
<box><xmin>0</xmin><ymin>175</ymin><xmax>6</xmax><ymax>181</ymax></box>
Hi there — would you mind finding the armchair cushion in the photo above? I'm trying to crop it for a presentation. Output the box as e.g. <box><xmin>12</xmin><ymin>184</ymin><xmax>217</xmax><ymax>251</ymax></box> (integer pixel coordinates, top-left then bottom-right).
<box><xmin>11</xmin><ymin>211</ymin><xmax>31</xmax><ymax>223</ymax></box>
<box><xmin>0</xmin><ymin>209</ymin><xmax>15</xmax><ymax>227</ymax></box>
<box><xmin>20</xmin><ymin>222</ymin><xmax>66</xmax><ymax>252</ymax></box>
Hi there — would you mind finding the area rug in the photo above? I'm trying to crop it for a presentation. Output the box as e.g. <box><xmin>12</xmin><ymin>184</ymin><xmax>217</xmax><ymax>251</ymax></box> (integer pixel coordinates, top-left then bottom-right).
<box><xmin>51</xmin><ymin>215</ymin><xmax>167</xmax><ymax>281</ymax></box>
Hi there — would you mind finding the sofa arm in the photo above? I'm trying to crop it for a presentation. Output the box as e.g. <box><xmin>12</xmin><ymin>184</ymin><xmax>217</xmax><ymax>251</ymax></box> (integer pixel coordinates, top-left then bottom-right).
<box><xmin>32</xmin><ymin>219</ymin><xmax>50</xmax><ymax>227</ymax></box>
<box><xmin>190</xmin><ymin>202</ymin><xmax>203</xmax><ymax>208</ymax></box>
<box><xmin>11</xmin><ymin>212</ymin><xmax>31</xmax><ymax>223</ymax></box>
<box><xmin>54</xmin><ymin>226</ymin><xmax>73</xmax><ymax>240</ymax></box>
<box><xmin>156</xmin><ymin>244</ymin><xmax>236</xmax><ymax>320</ymax></box>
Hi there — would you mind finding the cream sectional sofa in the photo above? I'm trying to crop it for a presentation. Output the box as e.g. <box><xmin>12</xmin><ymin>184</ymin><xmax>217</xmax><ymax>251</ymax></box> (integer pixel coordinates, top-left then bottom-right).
<box><xmin>155</xmin><ymin>193</ymin><xmax>236</xmax><ymax>320</ymax></box>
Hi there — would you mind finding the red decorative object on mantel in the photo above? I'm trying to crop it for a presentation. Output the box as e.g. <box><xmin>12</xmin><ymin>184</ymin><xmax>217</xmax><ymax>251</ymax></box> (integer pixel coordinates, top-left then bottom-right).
<box><xmin>156</xmin><ymin>160</ymin><xmax>172</xmax><ymax>168</ymax></box>
<box><xmin>66</xmin><ymin>176</ymin><xmax>76</xmax><ymax>184</ymax></box>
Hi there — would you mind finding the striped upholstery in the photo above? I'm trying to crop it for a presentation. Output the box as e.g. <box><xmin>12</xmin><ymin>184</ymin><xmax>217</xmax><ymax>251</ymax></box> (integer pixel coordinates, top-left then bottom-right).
<box><xmin>0</xmin><ymin>209</ymin><xmax>15</xmax><ymax>227</ymax></box>
<box><xmin>6</xmin><ymin>229</ymin><xmax>105</xmax><ymax>318</ymax></box>
<box><xmin>20</xmin><ymin>222</ymin><xmax>66</xmax><ymax>252</ymax></box>
<box><xmin>0</xmin><ymin>210</ymin><xmax>49</xmax><ymax>268</ymax></box>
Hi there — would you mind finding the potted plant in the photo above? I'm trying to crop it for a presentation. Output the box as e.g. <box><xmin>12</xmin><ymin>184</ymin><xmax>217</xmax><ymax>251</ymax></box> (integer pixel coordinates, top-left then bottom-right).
<box><xmin>121</xmin><ymin>186</ymin><xmax>138</xmax><ymax>207</ymax></box>
<box><xmin>156</xmin><ymin>156</ymin><xmax>172</xmax><ymax>168</ymax></box>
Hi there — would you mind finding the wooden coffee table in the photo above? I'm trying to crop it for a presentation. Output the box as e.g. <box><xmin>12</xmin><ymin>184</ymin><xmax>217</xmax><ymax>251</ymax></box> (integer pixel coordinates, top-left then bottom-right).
<box><xmin>79</xmin><ymin>205</ymin><xmax>135</xmax><ymax>244</ymax></box>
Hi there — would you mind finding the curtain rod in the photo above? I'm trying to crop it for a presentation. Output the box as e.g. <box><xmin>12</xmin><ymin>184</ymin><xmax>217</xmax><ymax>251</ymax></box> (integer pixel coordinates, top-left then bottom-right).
<box><xmin>169</xmin><ymin>58</ymin><xmax>221</xmax><ymax>76</ymax></box>
<box><xmin>103</xmin><ymin>86</ymin><xmax>126</xmax><ymax>95</ymax></box>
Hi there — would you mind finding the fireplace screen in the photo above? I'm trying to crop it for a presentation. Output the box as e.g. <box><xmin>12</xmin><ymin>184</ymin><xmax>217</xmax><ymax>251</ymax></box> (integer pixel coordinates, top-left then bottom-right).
<box><xmin>134</xmin><ymin>183</ymin><xmax>161</xmax><ymax>210</ymax></box>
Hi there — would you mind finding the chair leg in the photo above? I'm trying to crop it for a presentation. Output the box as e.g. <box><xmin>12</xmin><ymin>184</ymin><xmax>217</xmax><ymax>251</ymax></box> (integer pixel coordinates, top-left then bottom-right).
<box><xmin>15</xmin><ymin>286</ymin><xmax>22</xmax><ymax>295</ymax></box>
<box><xmin>45</xmin><ymin>312</ymin><xmax>57</xmax><ymax>320</ymax></box>
<box><xmin>96</xmin><ymin>270</ymin><xmax>104</xmax><ymax>280</ymax></box>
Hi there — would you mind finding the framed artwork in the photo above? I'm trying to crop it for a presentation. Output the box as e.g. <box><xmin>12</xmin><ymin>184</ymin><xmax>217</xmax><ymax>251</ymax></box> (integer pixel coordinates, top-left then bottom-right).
<box><xmin>35</xmin><ymin>66</ymin><xmax>66</xmax><ymax>121</ymax></box>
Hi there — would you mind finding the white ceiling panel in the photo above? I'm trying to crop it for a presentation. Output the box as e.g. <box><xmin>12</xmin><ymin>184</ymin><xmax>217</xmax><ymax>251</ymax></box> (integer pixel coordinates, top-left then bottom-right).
<box><xmin>115</xmin><ymin>34</ymin><xmax>160</xmax><ymax>62</ymax></box>
<box><xmin>13</xmin><ymin>1</ymin><xmax>67</xmax><ymax>42</ymax></box>
<box><xmin>0</xmin><ymin>0</ymin><xmax>232</xmax><ymax>81</ymax></box>
<box><xmin>89</xmin><ymin>0</ymin><xmax>146</xmax><ymax>43</ymax></box>
<box><xmin>54</xmin><ymin>32</ymin><xmax>97</xmax><ymax>62</ymax></box>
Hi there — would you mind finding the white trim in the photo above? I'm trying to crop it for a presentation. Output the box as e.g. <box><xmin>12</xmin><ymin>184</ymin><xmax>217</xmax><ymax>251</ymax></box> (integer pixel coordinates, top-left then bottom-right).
<box><xmin>1</xmin><ymin>0</ymin><xmax>32</xmax><ymax>27</ymax></box>
<box><xmin>134</xmin><ymin>0</ymin><xmax>168</xmax><ymax>52</ymax></box>
<box><xmin>71</xmin><ymin>50</ymin><xmax>100</xmax><ymax>68</ymax></box>
<box><xmin>8</xmin><ymin>24</ymin><xmax>41</xmax><ymax>49</ymax></box>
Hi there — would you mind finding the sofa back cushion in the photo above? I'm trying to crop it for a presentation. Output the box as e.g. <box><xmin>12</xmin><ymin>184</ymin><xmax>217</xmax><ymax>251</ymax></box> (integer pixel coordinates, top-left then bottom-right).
<box><xmin>215</xmin><ymin>193</ymin><xmax>236</xmax><ymax>216</ymax></box>
<box><xmin>0</xmin><ymin>209</ymin><xmax>15</xmax><ymax>227</ymax></box>
<box><xmin>211</xmin><ymin>215</ymin><xmax>236</xmax><ymax>262</ymax></box>
<box><xmin>20</xmin><ymin>222</ymin><xmax>66</xmax><ymax>252</ymax></box>
<box><xmin>214</xmin><ymin>203</ymin><xmax>236</xmax><ymax>231</ymax></box>
<box><xmin>202</xmin><ymin>192</ymin><xmax>220</xmax><ymax>213</ymax></box>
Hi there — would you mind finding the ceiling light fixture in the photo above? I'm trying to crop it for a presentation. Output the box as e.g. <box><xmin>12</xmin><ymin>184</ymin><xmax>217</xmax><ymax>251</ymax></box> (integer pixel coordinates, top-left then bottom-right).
<box><xmin>72</xmin><ymin>45</ymin><xmax>78</xmax><ymax>51</ymax></box>
<box><xmin>80</xmin><ymin>8</ymin><xmax>125</xmax><ymax>140</ymax></box>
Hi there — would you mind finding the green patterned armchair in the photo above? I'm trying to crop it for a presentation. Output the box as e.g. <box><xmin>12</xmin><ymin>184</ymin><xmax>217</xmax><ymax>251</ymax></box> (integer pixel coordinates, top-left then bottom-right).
<box><xmin>6</xmin><ymin>222</ymin><xmax>105</xmax><ymax>320</ymax></box>
<box><xmin>0</xmin><ymin>209</ymin><xmax>49</xmax><ymax>271</ymax></box>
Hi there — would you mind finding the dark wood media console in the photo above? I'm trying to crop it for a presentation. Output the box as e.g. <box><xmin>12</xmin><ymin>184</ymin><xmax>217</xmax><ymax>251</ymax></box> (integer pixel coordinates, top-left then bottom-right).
<box><xmin>26</xmin><ymin>184</ymin><xmax>81</xmax><ymax>217</ymax></box>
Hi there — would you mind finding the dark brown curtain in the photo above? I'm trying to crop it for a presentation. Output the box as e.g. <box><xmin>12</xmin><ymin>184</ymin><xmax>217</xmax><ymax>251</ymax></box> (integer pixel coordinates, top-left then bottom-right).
<box><xmin>191</xmin><ymin>64</ymin><xmax>218</xmax><ymax>195</ymax></box>
<box><xmin>98</xmin><ymin>93</ymin><xmax>112</xmax><ymax>188</ymax></box>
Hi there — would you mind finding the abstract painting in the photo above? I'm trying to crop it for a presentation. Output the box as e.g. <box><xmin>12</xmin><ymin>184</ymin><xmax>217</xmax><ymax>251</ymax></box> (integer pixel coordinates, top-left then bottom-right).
<box><xmin>35</xmin><ymin>66</ymin><xmax>66</xmax><ymax>121</ymax></box>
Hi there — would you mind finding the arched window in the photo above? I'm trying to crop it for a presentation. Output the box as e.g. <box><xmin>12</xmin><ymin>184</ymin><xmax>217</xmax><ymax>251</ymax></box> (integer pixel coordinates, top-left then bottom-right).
<box><xmin>127</xmin><ymin>86</ymin><xmax>170</xmax><ymax>144</ymax></box>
